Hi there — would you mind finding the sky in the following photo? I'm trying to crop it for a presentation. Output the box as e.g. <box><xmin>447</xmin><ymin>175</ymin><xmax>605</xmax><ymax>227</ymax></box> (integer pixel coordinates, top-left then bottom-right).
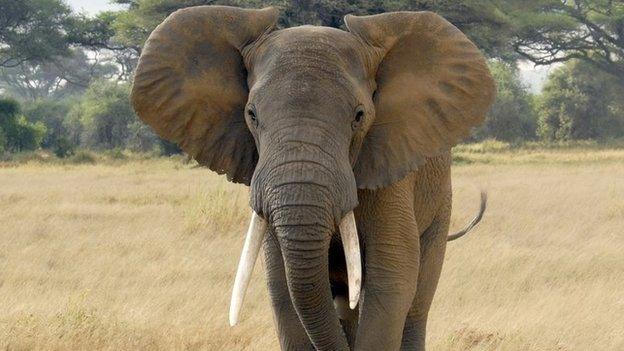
<box><xmin>65</xmin><ymin>0</ymin><xmax>552</xmax><ymax>92</ymax></box>
<box><xmin>66</xmin><ymin>0</ymin><xmax>124</xmax><ymax>15</ymax></box>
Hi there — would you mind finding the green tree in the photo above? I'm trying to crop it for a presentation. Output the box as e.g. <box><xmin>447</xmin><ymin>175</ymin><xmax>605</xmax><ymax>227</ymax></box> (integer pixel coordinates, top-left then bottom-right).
<box><xmin>69</xmin><ymin>80</ymin><xmax>137</xmax><ymax>149</ymax></box>
<box><xmin>474</xmin><ymin>61</ymin><xmax>538</xmax><ymax>142</ymax></box>
<box><xmin>67</xmin><ymin>11</ymin><xmax>139</xmax><ymax>80</ymax></box>
<box><xmin>0</xmin><ymin>127</ymin><xmax>6</xmax><ymax>153</ymax></box>
<box><xmin>111</xmin><ymin>0</ymin><xmax>515</xmax><ymax>59</ymax></box>
<box><xmin>126</xmin><ymin>119</ymin><xmax>160</xmax><ymax>152</ymax></box>
<box><xmin>510</xmin><ymin>0</ymin><xmax>624</xmax><ymax>86</ymax></box>
<box><xmin>0</xmin><ymin>49</ymin><xmax>118</xmax><ymax>101</ymax></box>
<box><xmin>22</xmin><ymin>98</ymin><xmax>77</xmax><ymax>153</ymax></box>
<box><xmin>0</xmin><ymin>0</ymin><xmax>72</xmax><ymax>67</ymax></box>
<box><xmin>538</xmin><ymin>60</ymin><xmax>624</xmax><ymax>141</ymax></box>
<box><xmin>0</xmin><ymin>97</ymin><xmax>46</xmax><ymax>152</ymax></box>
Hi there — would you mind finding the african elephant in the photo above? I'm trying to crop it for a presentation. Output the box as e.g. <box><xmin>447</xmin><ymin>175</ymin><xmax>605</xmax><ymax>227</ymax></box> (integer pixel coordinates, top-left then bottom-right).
<box><xmin>131</xmin><ymin>5</ymin><xmax>495</xmax><ymax>350</ymax></box>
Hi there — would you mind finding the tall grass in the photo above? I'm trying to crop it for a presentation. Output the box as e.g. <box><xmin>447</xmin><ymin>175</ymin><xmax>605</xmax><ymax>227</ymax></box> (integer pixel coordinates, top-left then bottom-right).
<box><xmin>0</xmin><ymin>149</ymin><xmax>622</xmax><ymax>350</ymax></box>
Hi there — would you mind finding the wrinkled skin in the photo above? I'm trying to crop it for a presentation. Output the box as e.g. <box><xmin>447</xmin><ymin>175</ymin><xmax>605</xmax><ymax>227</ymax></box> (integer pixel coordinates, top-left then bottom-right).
<box><xmin>131</xmin><ymin>6</ymin><xmax>495</xmax><ymax>350</ymax></box>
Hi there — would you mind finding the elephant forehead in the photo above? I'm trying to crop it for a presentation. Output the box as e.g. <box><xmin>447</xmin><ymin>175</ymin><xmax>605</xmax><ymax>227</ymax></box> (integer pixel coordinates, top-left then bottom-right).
<box><xmin>252</xmin><ymin>26</ymin><xmax>369</xmax><ymax>81</ymax></box>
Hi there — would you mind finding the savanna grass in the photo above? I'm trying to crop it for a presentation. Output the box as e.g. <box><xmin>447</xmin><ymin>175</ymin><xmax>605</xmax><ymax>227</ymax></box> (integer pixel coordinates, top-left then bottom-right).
<box><xmin>0</xmin><ymin>147</ymin><xmax>622</xmax><ymax>350</ymax></box>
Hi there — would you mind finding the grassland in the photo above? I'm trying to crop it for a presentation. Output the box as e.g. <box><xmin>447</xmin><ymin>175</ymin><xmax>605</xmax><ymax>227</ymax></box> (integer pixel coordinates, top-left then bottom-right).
<box><xmin>1</xmin><ymin>146</ymin><xmax>623</xmax><ymax>350</ymax></box>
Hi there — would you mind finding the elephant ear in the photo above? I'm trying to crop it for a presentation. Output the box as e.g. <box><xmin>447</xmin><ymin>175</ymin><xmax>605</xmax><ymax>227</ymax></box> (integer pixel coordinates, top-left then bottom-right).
<box><xmin>131</xmin><ymin>6</ymin><xmax>278</xmax><ymax>185</ymax></box>
<box><xmin>345</xmin><ymin>12</ymin><xmax>495</xmax><ymax>189</ymax></box>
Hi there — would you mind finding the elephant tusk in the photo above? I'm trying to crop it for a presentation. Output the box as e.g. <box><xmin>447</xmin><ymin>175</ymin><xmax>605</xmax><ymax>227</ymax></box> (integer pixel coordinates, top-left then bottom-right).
<box><xmin>339</xmin><ymin>211</ymin><xmax>362</xmax><ymax>309</ymax></box>
<box><xmin>229</xmin><ymin>211</ymin><xmax>268</xmax><ymax>326</ymax></box>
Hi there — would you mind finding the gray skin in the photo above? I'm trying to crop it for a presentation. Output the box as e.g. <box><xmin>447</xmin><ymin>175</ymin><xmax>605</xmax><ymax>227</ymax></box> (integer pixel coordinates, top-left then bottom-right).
<box><xmin>131</xmin><ymin>6</ymin><xmax>495</xmax><ymax>350</ymax></box>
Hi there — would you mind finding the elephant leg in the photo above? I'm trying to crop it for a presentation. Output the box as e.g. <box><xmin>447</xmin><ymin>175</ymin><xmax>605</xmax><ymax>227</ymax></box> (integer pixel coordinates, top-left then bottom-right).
<box><xmin>354</xmin><ymin>182</ymin><xmax>421</xmax><ymax>350</ymax></box>
<box><xmin>263</xmin><ymin>232</ymin><xmax>314</xmax><ymax>351</ymax></box>
<box><xmin>401</xmin><ymin>206</ymin><xmax>450</xmax><ymax>350</ymax></box>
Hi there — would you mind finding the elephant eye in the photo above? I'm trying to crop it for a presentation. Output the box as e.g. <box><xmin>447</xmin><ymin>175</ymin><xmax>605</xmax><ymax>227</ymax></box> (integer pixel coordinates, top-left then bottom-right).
<box><xmin>355</xmin><ymin>110</ymin><xmax>364</xmax><ymax>122</ymax></box>
<box><xmin>352</xmin><ymin>105</ymin><xmax>365</xmax><ymax>131</ymax></box>
<box><xmin>246</xmin><ymin>105</ymin><xmax>258</xmax><ymax>127</ymax></box>
<box><xmin>247</xmin><ymin>109</ymin><xmax>256</xmax><ymax>120</ymax></box>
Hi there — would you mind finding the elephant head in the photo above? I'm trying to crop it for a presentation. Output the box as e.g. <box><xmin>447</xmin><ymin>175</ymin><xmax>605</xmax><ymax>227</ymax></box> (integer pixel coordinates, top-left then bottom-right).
<box><xmin>131</xmin><ymin>6</ymin><xmax>494</xmax><ymax>350</ymax></box>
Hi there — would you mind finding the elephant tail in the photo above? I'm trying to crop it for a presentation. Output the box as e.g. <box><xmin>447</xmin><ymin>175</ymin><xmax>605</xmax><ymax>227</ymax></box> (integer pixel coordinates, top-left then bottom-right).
<box><xmin>447</xmin><ymin>191</ymin><xmax>487</xmax><ymax>241</ymax></box>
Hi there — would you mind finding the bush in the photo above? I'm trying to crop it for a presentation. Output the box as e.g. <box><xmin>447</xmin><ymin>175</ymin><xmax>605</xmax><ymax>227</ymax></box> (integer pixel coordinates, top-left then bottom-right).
<box><xmin>472</xmin><ymin>61</ymin><xmax>538</xmax><ymax>142</ymax></box>
<box><xmin>0</xmin><ymin>127</ymin><xmax>6</xmax><ymax>154</ymax></box>
<box><xmin>126</xmin><ymin>120</ymin><xmax>159</xmax><ymax>153</ymax></box>
<box><xmin>0</xmin><ymin>98</ymin><xmax>46</xmax><ymax>152</ymax></box>
<box><xmin>68</xmin><ymin>150</ymin><xmax>97</xmax><ymax>164</ymax></box>
<box><xmin>52</xmin><ymin>137</ymin><xmax>75</xmax><ymax>158</ymax></box>
<box><xmin>104</xmin><ymin>148</ymin><xmax>126</xmax><ymax>160</ymax></box>
<box><xmin>159</xmin><ymin>139</ymin><xmax>181</xmax><ymax>156</ymax></box>
<box><xmin>22</xmin><ymin>99</ymin><xmax>74</xmax><ymax>149</ymax></box>
<box><xmin>454</xmin><ymin>139</ymin><xmax>512</xmax><ymax>153</ymax></box>
<box><xmin>69</xmin><ymin>80</ymin><xmax>135</xmax><ymax>150</ymax></box>
<box><xmin>537</xmin><ymin>61</ymin><xmax>624</xmax><ymax>141</ymax></box>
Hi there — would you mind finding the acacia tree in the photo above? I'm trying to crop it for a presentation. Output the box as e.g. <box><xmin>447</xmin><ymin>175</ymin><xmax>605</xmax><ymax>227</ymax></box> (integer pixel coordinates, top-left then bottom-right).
<box><xmin>511</xmin><ymin>0</ymin><xmax>624</xmax><ymax>85</ymax></box>
<box><xmin>0</xmin><ymin>0</ymin><xmax>71</xmax><ymax>67</ymax></box>
<box><xmin>0</xmin><ymin>49</ymin><xmax>118</xmax><ymax>101</ymax></box>
<box><xmin>110</xmin><ymin>0</ymin><xmax>515</xmax><ymax>59</ymax></box>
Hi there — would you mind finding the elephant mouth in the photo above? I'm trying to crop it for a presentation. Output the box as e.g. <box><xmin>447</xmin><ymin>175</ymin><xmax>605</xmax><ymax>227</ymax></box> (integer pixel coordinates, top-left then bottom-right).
<box><xmin>228</xmin><ymin>210</ymin><xmax>362</xmax><ymax>326</ymax></box>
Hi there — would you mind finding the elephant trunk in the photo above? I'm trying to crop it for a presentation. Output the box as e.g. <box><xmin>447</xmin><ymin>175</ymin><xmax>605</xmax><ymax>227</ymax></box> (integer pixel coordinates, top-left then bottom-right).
<box><xmin>245</xmin><ymin>126</ymin><xmax>359</xmax><ymax>349</ymax></box>
<box><xmin>273</xmin><ymin>205</ymin><xmax>349</xmax><ymax>350</ymax></box>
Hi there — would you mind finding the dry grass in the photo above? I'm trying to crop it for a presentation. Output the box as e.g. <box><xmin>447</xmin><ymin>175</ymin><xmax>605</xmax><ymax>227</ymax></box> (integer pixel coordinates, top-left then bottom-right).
<box><xmin>0</xmin><ymin>149</ymin><xmax>622</xmax><ymax>350</ymax></box>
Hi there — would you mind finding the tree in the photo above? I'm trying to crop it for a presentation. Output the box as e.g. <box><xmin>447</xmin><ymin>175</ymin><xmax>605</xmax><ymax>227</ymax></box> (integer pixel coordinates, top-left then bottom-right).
<box><xmin>473</xmin><ymin>61</ymin><xmax>538</xmax><ymax>142</ymax></box>
<box><xmin>111</xmin><ymin>0</ymin><xmax>515</xmax><ymax>59</ymax></box>
<box><xmin>69</xmin><ymin>80</ymin><xmax>136</xmax><ymax>149</ymax></box>
<box><xmin>0</xmin><ymin>49</ymin><xmax>118</xmax><ymax>101</ymax></box>
<box><xmin>67</xmin><ymin>11</ymin><xmax>140</xmax><ymax>80</ymax></box>
<box><xmin>511</xmin><ymin>0</ymin><xmax>624</xmax><ymax>85</ymax></box>
<box><xmin>0</xmin><ymin>0</ymin><xmax>72</xmax><ymax>67</ymax></box>
<box><xmin>537</xmin><ymin>60</ymin><xmax>624</xmax><ymax>141</ymax></box>
<box><xmin>0</xmin><ymin>97</ymin><xmax>46</xmax><ymax>152</ymax></box>
<box><xmin>22</xmin><ymin>98</ymin><xmax>76</xmax><ymax>151</ymax></box>
<box><xmin>126</xmin><ymin>119</ymin><xmax>160</xmax><ymax>152</ymax></box>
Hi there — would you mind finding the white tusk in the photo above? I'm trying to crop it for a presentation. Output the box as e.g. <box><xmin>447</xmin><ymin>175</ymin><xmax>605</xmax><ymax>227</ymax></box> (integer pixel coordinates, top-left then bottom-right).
<box><xmin>229</xmin><ymin>211</ymin><xmax>268</xmax><ymax>326</ymax></box>
<box><xmin>339</xmin><ymin>211</ymin><xmax>362</xmax><ymax>309</ymax></box>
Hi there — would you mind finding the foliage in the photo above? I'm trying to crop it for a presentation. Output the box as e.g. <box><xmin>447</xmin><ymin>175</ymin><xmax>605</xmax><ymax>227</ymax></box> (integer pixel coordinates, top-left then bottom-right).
<box><xmin>0</xmin><ymin>97</ymin><xmax>46</xmax><ymax>152</ymax></box>
<box><xmin>510</xmin><ymin>0</ymin><xmax>624</xmax><ymax>85</ymax></box>
<box><xmin>537</xmin><ymin>60</ymin><xmax>624</xmax><ymax>141</ymax></box>
<box><xmin>0</xmin><ymin>124</ymin><xmax>5</xmax><ymax>153</ymax></box>
<box><xmin>68</xmin><ymin>80</ymin><xmax>135</xmax><ymax>150</ymax></box>
<box><xmin>1</xmin><ymin>0</ymin><xmax>623</xmax><ymax>155</ymax></box>
<box><xmin>126</xmin><ymin>119</ymin><xmax>160</xmax><ymax>153</ymax></box>
<box><xmin>52</xmin><ymin>137</ymin><xmax>75</xmax><ymax>158</ymax></box>
<box><xmin>110</xmin><ymin>0</ymin><xmax>515</xmax><ymax>59</ymax></box>
<box><xmin>67</xmin><ymin>150</ymin><xmax>97</xmax><ymax>164</ymax></box>
<box><xmin>66</xmin><ymin>11</ymin><xmax>140</xmax><ymax>80</ymax></box>
<box><xmin>473</xmin><ymin>61</ymin><xmax>538</xmax><ymax>142</ymax></box>
<box><xmin>0</xmin><ymin>49</ymin><xmax>118</xmax><ymax>101</ymax></box>
<box><xmin>0</xmin><ymin>0</ymin><xmax>71</xmax><ymax>67</ymax></box>
<box><xmin>22</xmin><ymin>99</ymin><xmax>73</xmax><ymax>149</ymax></box>
<box><xmin>159</xmin><ymin>139</ymin><xmax>182</xmax><ymax>156</ymax></box>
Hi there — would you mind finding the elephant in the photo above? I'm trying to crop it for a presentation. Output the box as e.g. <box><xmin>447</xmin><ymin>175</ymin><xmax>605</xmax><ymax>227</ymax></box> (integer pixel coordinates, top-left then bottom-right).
<box><xmin>130</xmin><ymin>5</ymin><xmax>495</xmax><ymax>350</ymax></box>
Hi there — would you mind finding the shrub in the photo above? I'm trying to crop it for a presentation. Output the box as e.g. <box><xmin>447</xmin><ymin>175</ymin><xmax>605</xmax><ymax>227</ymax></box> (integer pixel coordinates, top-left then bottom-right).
<box><xmin>537</xmin><ymin>61</ymin><xmax>624</xmax><ymax>141</ymax></box>
<box><xmin>104</xmin><ymin>148</ymin><xmax>126</xmax><ymax>160</ymax></box>
<box><xmin>472</xmin><ymin>61</ymin><xmax>538</xmax><ymax>142</ymax></box>
<box><xmin>69</xmin><ymin>80</ymin><xmax>135</xmax><ymax>150</ymax></box>
<box><xmin>68</xmin><ymin>150</ymin><xmax>97</xmax><ymax>164</ymax></box>
<box><xmin>0</xmin><ymin>98</ymin><xmax>47</xmax><ymax>152</ymax></box>
<box><xmin>22</xmin><ymin>99</ymin><xmax>74</xmax><ymax>150</ymax></box>
<box><xmin>454</xmin><ymin>139</ymin><xmax>512</xmax><ymax>153</ymax></box>
<box><xmin>52</xmin><ymin>137</ymin><xmax>75</xmax><ymax>158</ymax></box>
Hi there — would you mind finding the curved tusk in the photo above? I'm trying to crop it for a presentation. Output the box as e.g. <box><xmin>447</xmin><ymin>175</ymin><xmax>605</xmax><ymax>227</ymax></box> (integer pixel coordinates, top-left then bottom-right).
<box><xmin>339</xmin><ymin>211</ymin><xmax>362</xmax><ymax>309</ymax></box>
<box><xmin>229</xmin><ymin>211</ymin><xmax>268</xmax><ymax>326</ymax></box>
